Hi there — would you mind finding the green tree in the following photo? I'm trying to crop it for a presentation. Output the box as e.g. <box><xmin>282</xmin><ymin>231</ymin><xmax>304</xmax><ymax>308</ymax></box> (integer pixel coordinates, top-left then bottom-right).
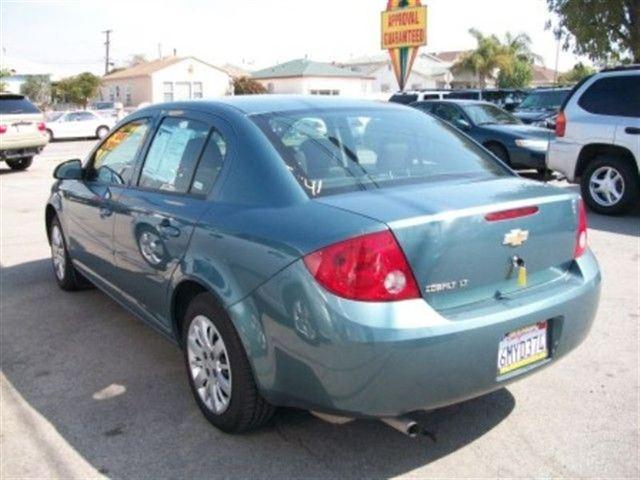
<box><xmin>0</xmin><ymin>68</ymin><xmax>12</xmax><ymax>92</ymax></box>
<box><xmin>20</xmin><ymin>75</ymin><xmax>51</xmax><ymax>106</ymax></box>
<box><xmin>497</xmin><ymin>59</ymin><xmax>533</xmax><ymax>88</ymax></box>
<box><xmin>56</xmin><ymin>72</ymin><xmax>102</xmax><ymax>108</ymax></box>
<box><xmin>453</xmin><ymin>29</ymin><xmax>512</xmax><ymax>88</ymax></box>
<box><xmin>546</xmin><ymin>0</ymin><xmax>640</xmax><ymax>63</ymax></box>
<box><xmin>558</xmin><ymin>62</ymin><xmax>596</xmax><ymax>83</ymax></box>
<box><xmin>233</xmin><ymin>76</ymin><xmax>267</xmax><ymax>95</ymax></box>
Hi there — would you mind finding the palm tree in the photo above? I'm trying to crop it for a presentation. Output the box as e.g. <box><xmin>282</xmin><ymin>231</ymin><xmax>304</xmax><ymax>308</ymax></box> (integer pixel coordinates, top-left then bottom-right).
<box><xmin>453</xmin><ymin>29</ymin><xmax>511</xmax><ymax>88</ymax></box>
<box><xmin>502</xmin><ymin>32</ymin><xmax>543</xmax><ymax>65</ymax></box>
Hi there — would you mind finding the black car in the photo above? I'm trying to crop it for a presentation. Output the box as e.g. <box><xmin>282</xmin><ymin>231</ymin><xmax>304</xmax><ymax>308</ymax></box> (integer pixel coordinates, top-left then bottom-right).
<box><xmin>512</xmin><ymin>88</ymin><xmax>572</xmax><ymax>127</ymax></box>
<box><xmin>412</xmin><ymin>99</ymin><xmax>553</xmax><ymax>172</ymax></box>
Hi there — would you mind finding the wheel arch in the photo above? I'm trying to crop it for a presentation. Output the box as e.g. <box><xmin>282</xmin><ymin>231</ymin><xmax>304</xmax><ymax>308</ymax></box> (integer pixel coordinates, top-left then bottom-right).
<box><xmin>575</xmin><ymin>144</ymin><xmax>638</xmax><ymax>179</ymax></box>
<box><xmin>45</xmin><ymin>204</ymin><xmax>57</xmax><ymax>244</ymax></box>
<box><xmin>171</xmin><ymin>277</ymin><xmax>225</xmax><ymax>345</ymax></box>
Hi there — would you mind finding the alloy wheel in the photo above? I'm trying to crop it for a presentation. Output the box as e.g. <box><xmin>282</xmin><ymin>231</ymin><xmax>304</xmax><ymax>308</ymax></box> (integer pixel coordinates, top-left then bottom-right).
<box><xmin>51</xmin><ymin>225</ymin><xmax>66</xmax><ymax>281</ymax></box>
<box><xmin>589</xmin><ymin>166</ymin><xmax>625</xmax><ymax>207</ymax></box>
<box><xmin>187</xmin><ymin>315</ymin><xmax>232</xmax><ymax>414</ymax></box>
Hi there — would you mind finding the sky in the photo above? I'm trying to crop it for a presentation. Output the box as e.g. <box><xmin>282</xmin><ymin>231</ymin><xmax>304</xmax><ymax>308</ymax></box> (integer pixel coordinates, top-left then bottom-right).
<box><xmin>0</xmin><ymin>0</ymin><xmax>589</xmax><ymax>76</ymax></box>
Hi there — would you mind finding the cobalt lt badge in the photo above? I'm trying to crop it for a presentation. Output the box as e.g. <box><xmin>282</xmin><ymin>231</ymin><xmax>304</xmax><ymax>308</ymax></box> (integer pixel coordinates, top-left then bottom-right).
<box><xmin>381</xmin><ymin>0</ymin><xmax>428</xmax><ymax>91</ymax></box>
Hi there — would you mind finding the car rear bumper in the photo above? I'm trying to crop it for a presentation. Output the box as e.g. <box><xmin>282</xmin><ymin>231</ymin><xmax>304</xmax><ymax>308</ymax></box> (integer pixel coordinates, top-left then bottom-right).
<box><xmin>547</xmin><ymin>140</ymin><xmax>581</xmax><ymax>181</ymax></box>
<box><xmin>0</xmin><ymin>136</ymin><xmax>47</xmax><ymax>160</ymax></box>
<box><xmin>228</xmin><ymin>250</ymin><xmax>601</xmax><ymax>418</ymax></box>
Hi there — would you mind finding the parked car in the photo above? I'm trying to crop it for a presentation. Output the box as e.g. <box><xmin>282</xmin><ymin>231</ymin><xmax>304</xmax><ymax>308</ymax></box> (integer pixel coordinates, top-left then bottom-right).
<box><xmin>45</xmin><ymin>110</ymin><xmax>115</xmax><ymax>141</ymax></box>
<box><xmin>46</xmin><ymin>96</ymin><xmax>600</xmax><ymax>435</ymax></box>
<box><xmin>513</xmin><ymin>88</ymin><xmax>572</xmax><ymax>127</ymax></box>
<box><xmin>388</xmin><ymin>90</ymin><xmax>451</xmax><ymax>104</ymax></box>
<box><xmin>547</xmin><ymin>66</ymin><xmax>640</xmax><ymax>214</ymax></box>
<box><xmin>0</xmin><ymin>94</ymin><xmax>48</xmax><ymax>171</ymax></box>
<box><xmin>446</xmin><ymin>88</ymin><xmax>528</xmax><ymax>111</ymax></box>
<box><xmin>412</xmin><ymin>99</ymin><xmax>552</xmax><ymax>173</ymax></box>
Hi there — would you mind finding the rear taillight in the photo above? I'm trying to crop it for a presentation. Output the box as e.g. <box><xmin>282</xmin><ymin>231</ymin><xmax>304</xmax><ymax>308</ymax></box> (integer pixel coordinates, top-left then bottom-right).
<box><xmin>303</xmin><ymin>230</ymin><xmax>420</xmax><ymax>302</ymax></box>
<box><xmin>555</xmin><ymin>111</ymin><xmax>566</xmax><ymax>137</ymax></box>
<box><xmin>0</xmin><ymin>125</ymin><xmax>7</xmax><ymax>134</ymax></box>
<box><xmin>37</xmin><ymin>122</ymin><xmax>46</xmax><ymax>131</ymax></box>
<box><xmin>574</xmin><ymin>200</ymin><xmax>588</xmax><ymax>258</ymax></box>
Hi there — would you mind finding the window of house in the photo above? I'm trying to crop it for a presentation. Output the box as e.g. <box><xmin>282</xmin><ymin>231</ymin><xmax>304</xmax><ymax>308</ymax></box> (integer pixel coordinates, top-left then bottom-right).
<box><xmin>109</xmin><ymin>87</ymin><xmax>115</xmax><ymax>102</ymax></box>
<box><xmin>190</xmin><ymin>130</ymin><xmax>227</xmax><ymax>195</ymax></box>
<box><xmin>89</xmin><ymin>119</ymin><xmax>150</xmax><ymax>185</ymax></box>
<box><xmin>193</xmin><ymin>82</ymin><xmax>203</xmax><ymax>99</ymax></box>
<box><xmin>125</xmin><ymin>85</ymin><xmax>132</xmax><ymax>106</ymax></box>
<box><xmin>380</xmin><ymin>83</ymin><xmax>390</xmax><ymax>93</ymax></box>
<box><xmin>267</xmin><ymin>83</ymin><xmax>274</xmax><ymax>93</ymax></box>
<box><xmin>115</xmin><ymin>86</ymin><xmax>120</xmax><ymax>99</ymax></box>
<box><xmin>163</xmin><ymin>82</ymin><xmax>174</xmax><ymax>102</ymax></box>
<box><xmin>138</xmin><ymin>117</ymin><xmax>209</xmax><ymax>193</ymax></box>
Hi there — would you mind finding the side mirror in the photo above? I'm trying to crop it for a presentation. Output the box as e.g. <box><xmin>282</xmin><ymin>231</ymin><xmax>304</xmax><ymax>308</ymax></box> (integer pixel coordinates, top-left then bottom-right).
<box><xmin>454</xmin><ymin>118</ymin><xmax>471</xmax><ymax>130</ymax></box>
<box><xmin>54</xmin><ymin>159</ymin><xmax>83</xmax><ymax>180</ymax></box>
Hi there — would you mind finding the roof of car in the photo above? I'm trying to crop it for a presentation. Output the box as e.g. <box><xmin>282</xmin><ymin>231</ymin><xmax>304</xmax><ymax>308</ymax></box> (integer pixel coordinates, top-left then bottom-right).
<box><xmin>140</xmin><ymin>95</ymin><xmax>397</xmax><ymax>116</ymax></box>
<box><xmin>414</xmin><ymin>99</ymin><xmax>489</xmax><ymax>106</ymax></box>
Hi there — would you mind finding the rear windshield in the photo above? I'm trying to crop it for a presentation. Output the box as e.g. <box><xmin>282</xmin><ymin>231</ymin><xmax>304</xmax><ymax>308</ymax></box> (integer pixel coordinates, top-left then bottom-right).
<box><xmin>252</xmin><ymin>107</ymin><xmax>510</xmax><ymax>198</ymax></box>
<box><xmin>389</xmin><ymin>94</ymin><xmax>418</xmax><ymax>104</ymax></box>
<box><xmin>0</xmin><ymin>96</ymin><xmax>40</xmax><ymax>114</ymax></box>
<box><xmin>517</xmin><ymin>90</ymin><xmax>570</xmax><ymax>111</ymax></box>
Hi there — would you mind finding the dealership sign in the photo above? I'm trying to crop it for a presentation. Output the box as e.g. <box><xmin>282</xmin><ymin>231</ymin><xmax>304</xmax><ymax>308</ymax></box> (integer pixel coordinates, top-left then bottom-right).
<box><xmin>381</xmin><ymin>0</ymin><xmax>427</xmax><ymax>91</ymax></box>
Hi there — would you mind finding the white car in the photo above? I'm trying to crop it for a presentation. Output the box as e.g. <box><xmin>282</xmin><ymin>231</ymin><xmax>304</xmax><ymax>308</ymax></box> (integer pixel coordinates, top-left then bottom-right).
<box><xmin>45</xmin><ymin>111</ymin><xmax>115</xmax><ymax>142</ymax></box>
<box><xmin>546</xmin><ymin>66</ymin><xmax>640</xmax><ymax>214</ymax></box>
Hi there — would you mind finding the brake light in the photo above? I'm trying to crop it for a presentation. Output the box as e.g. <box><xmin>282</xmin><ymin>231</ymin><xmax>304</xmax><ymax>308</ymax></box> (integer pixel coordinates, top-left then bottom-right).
<box><xmin>303</xmin><ymin>230</ymin><xmax>420</xmax><ymax>301</ymax></box>
<box><xmin>0</xmin><ymin>125</ymin><xmax>6</xmax><ymax>134</ymax></box>
<box><xmin>485</xmin><ymin>206</ymin><xmax>539</xmax><ymax>222</ymax></box>
<box><xmin>574</xmin><ymin>200</ymin><xmax>588</xmax><ymax>258</ymax></box>
<box><xmin>37</xmin><ymin>122</ymin><xmax>46</xmax><ymax>131</ymax></box>
<box><xmin>555</xmin><ymin>111</ymin><xmax>566</xmax><ymax>137</ymax></box>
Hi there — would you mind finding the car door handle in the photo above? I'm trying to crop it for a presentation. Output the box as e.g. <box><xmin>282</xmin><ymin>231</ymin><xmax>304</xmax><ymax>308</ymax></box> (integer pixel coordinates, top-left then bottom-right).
<box><xmin>159</xmin><ymin>219</ymin><xmax>181</xmax><ymax>238</ymax></box>
<box><xmin>99</xmin><ymin>207</ymin><xmax>112</xmax><ymax>218</ymax></box>
<box><xmin>625</xmin><ymin>127</ymin><xmax>640</xmax><ymax>135</ymax></box>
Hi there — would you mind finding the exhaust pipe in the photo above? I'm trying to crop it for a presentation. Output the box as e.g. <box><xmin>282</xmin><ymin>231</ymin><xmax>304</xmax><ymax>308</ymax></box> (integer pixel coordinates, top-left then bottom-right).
<box><xmin>381</xmin><ymin>416</ymin><xmax>420</xmax><ymax>437</ymax></box>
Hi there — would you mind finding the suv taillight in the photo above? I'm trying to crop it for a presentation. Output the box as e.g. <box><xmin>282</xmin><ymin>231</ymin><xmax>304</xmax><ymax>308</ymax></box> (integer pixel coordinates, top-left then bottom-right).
<box><xmin>555</xmin><ymin>111</ymin><xmax>566</xmax><ymax>137</ymax></box>
<box><xmin>37</xmin><ymin>122</ymin><xmax>46</xmax><ymax>131</ymax></box>
<box><xmin>303</xmin><ymin>230</ymin><xmax>420</xmax><ymax>302</ymax></box>
<box><xmin>574</xmin><ymin>200</ymin><xmax>588</xmax><ymax>258</ymax></box>
<box><xmin>0</xmin><ymin>125</ymin><xmax>7</xmax><ymax>134</ymax></box>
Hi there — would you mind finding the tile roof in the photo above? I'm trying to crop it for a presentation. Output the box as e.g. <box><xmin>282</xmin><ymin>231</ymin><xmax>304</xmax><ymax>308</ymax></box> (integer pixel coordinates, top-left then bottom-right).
<box><xmin>251</xmin><ymin>58</ymin><xmax>371</xmax><ymax>79</ymax></box>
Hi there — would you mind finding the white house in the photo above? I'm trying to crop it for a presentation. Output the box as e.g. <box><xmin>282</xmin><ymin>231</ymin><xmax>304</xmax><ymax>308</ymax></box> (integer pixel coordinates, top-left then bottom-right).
<box><xmin>100</xmin><ymin>56</ymin><xmax>232</xmax><ymax>107</ymax></box>
<box><xmin>251</xmin><ymin>59</ymin><xmax>374</xmax><ymax>98</ymax></box>
<box><xmin>339</xmin><ymin>52</ymin><xmax>452</xmax><ymax>94</ymax></box>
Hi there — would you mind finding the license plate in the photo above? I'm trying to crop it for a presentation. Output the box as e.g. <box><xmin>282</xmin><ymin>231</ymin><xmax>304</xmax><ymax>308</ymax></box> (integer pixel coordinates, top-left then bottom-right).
<box><xmin>497</xmin><ymin>321</ymin><xmax>548</xmax><ymax>375</ymax></box>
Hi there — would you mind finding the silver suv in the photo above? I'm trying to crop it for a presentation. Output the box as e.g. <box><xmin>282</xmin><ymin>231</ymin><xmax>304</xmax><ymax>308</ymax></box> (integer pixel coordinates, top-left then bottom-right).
<box><xmin>546</xmin><ymin>66</ymin><xmax>639</xmax><ymax>214</ymax></box>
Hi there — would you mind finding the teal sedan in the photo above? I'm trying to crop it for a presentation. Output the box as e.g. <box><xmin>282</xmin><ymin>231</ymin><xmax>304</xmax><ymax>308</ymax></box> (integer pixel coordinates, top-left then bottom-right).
<box><xmin>45</xmin><ymin>96</ymin><xmax>600</xmax><ymax>435</ymax></box>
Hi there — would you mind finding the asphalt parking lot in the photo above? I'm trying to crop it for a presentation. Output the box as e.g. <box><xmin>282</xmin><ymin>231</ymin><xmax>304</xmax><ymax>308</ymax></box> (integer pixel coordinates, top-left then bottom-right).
<box><xmin>1</xmin><ymin>139</ymin><xmax>639</xmax><ymax>479</ymax></box>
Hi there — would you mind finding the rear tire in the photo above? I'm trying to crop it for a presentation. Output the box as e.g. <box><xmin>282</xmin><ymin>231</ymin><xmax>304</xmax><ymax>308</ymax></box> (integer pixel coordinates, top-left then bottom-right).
<box><xmin>182</xmin><ymin>293</ymin><xmax>274</xmax><ymax>433</ymax></box>
<box><xmin>96</xmin><ymin>126</ymin><xmax>110</xmax><ymax>139</ymax></box>
<box><xmin>6</xmin><ymin>157</ymin><xmax>33</xmax><ymax>171</ymax></box>
<box><xmin>485</xmin><ymin>143</ymin><xmax>510</xmax><ymax>166</ymax></box>
<box><xmin>581</xmin><ymin>156</ymin><xmax>639</xmax><ymax>215</ymax></box>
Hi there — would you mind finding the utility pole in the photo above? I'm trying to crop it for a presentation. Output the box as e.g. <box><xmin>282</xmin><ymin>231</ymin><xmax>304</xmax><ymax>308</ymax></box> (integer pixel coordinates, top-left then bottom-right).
<box><xmin>102</xmin><ymin>29</ymin><xmax>112</xmax><ymax>75</ymax></box>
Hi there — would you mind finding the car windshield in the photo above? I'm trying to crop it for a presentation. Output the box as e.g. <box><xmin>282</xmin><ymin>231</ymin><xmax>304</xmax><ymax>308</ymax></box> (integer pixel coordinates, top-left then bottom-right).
<box><xmin>463</xmin><ymin>104</ymin><xmax>521</xmax><ymax>125</ymax></box>
<box><xmin>46</xmin><ymin>112</ymin><xmax>65</xmax><ymax>121</ymax></box>
<box><xmin>252</xmin><ymin>107</ymin><xmax>510</xmax><ymax>198</ymax></box>
<box><xmin>516</xmin><ymin>90</ymin><xmax>569</xmax><ymax>111</ymax></box>
<box><xmin>0</xmin><ymin>97</ymin><xmax>40</xmax><ymax>114</ymax></box>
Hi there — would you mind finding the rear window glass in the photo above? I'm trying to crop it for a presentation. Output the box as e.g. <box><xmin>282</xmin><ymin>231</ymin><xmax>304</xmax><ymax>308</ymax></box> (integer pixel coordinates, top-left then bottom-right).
<box><xmin>0</xmin><ymin>97</ymin><xmax>40</xmax><ymax>114</ymax></box>
<box><xmin>389</xmin><ymin>94</ymin><xmax>418</xmax><ymax>104</ymax></box>
<box><xmin>252</xmin><ymin>107</ymin><xmax>510</xmax><ymax>198</ymax></box>
<box><xmin>517</xmin><ymin>90</ymin><xmax>570</xmax><ymax>111</ymax></box>
<box><xmin>578</xmin><ymin>75</ymin><xmax>640</xmax><ymax>117</ymax></box>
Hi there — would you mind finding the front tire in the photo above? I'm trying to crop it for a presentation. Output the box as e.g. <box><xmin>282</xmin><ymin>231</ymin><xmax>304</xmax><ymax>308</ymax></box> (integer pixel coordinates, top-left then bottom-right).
<box><xmin>581</xmin><ymin>156</ymin><xmax>639</xmax><ymax>215</ymax></box>
<box><xmin>485</xmin><ymin>143</ymin><xmax>510</xmax><ymax>166</ymax></box>
<box><xmin>49</xmin><ymin>217</ymin><xmax>83</xmax><ymax>290</ymax></box>
<box><xmin>6</xmin><ymin>157</ymin><xmax>33</xmax><ymax>171</ymax></box>
<box><xmin>182</xmin><ymin>293</ymin><xmax>274</xmax><ymax>433</ymax></box>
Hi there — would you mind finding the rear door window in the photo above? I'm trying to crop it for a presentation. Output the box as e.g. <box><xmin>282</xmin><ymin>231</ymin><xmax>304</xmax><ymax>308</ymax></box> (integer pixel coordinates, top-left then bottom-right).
<box><xmin>0</xmin><ymin>96</ymin><xmax>40</xmax><ymax>114</ymax></box>
<box><xmin>139</xmin><ymin>117</ymin><xmax>209</xmax><ymax>193</ymax></box>
<box><xmin>578</xmin><ymin>75</ymin><xmax>640</xmax><ymax>117</ymax></box>
<box><xmin>190</xmin><ymin>130</ymin><xmax>227</xmax><ymax>195</ymax></box>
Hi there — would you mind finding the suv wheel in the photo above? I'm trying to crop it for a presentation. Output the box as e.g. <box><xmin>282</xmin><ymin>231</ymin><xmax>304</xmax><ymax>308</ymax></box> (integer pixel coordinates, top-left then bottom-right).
<box><xmin>182</xmin><ymin>293</ymin><xmax>274</xmax><ymax>433</ymax></box>
<box><xmin>581</xmin><ymin>156</ymin><xmax>639</xmax><ymax>215</ymax></box>
<box><xmin>6</xmin><ymin>157</ymin><xmax>33</xmax><ymax>171</ymax></box>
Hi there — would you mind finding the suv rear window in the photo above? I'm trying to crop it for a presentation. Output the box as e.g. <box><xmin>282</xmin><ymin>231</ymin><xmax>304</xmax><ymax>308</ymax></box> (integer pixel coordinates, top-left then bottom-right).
<box><xmin>577</xmin><ymin>75</ymin><xmax>640</xmax><ymax>117</ymax></box>
<box><xmin>0</xmin><ymin>96</ymin><xmax>40</xmax><ymax>114</ymax></box>
<box><xmin>389</xmin><ymin>93</ymin><xmax>418</xmax><ymax>104</ymax></box>
<box><xmin>252</xmin><ymin>107</ymin><xmax>509</xmax><ymax>198</ymax></box>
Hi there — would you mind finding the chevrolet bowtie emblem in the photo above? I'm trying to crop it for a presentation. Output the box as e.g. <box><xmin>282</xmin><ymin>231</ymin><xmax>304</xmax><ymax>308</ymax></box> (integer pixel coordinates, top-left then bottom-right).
<box><xmin>503</xmin><ymin>229</ymin><xmax>529</xmax><ymax>247</ymax></box>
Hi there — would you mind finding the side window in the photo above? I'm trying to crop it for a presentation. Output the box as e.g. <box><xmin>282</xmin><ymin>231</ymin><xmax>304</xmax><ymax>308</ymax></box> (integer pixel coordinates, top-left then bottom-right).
<box><xmin>190</xmin><ymin>130</ymin><xmax>227</xmax><ymax>195</ymax></box>
<box><xmin>138</xmin><ymin>117</ymin><xmax>209</xmax><ymax>193</ymax></box>
<box><xmin>90</xmin><ymin>118</ymin><xmax>150</xmax><ymax>185</ymax></box>
<box><xmin>578</xmin><ymin>76</ymin><xmax>640</xmax><ymax>117</ymax></box>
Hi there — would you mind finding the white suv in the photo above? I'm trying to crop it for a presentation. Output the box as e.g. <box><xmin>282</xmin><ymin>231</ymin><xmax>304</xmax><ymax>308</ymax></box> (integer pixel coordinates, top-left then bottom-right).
<box><xmin>546</xmin><ymin>66</ymin><xmax>639</xmax><ymax>215</ymax></box>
